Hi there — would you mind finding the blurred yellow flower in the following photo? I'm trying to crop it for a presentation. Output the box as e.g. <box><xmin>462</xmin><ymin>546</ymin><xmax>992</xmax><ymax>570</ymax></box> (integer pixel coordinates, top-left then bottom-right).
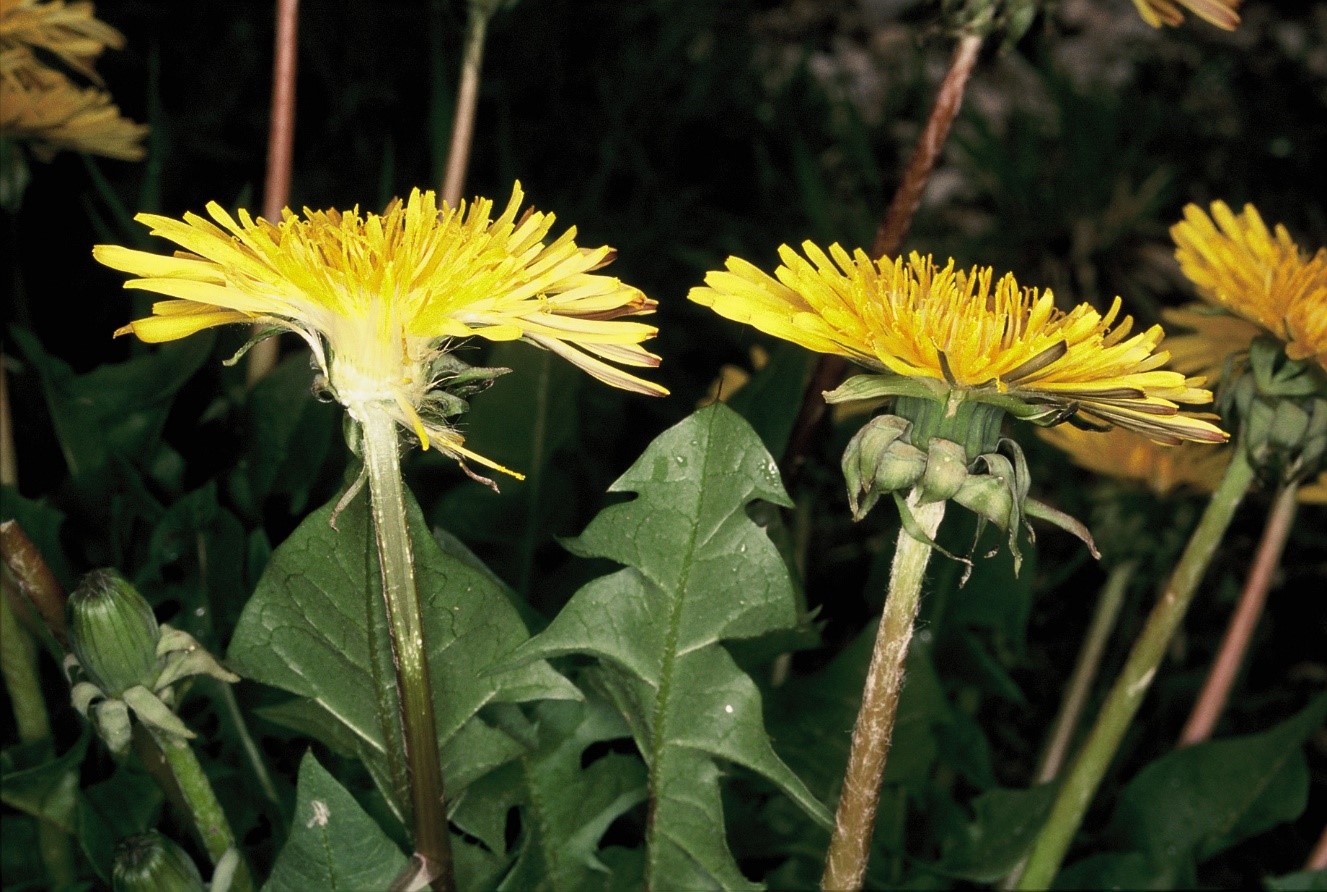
<box><xmin>0</xmin><ymin>0</ymin><xmax>123</xmax><ymax>82</ymax></box>
<box><xmin>94</xmin><ymin>184</ymin><xmax>666</xmax><ymax>476</ymax></box>
<box><xmin>1</xmin><ymin>54</ymin><xmax>145</xmax><ymax>161</ymax></box>
<box><xmin>1130</xmin><ymin>0</ymin><xmax>1239</xmax><ymax>30</ymax></box>
<box><xmin>689</xmin><ymin>245</ymin><xmax>1226</xmax><ymax>445</ymax></box>
<box><xmin>1167</xmin><ymin>201</ymin><xmax>1327</xmax><ymax>375</ymax></box>
<box><xmin>1038</xmin><ymin>424</ymin><xmax>1230</xmax><ymax>496</ymax></box>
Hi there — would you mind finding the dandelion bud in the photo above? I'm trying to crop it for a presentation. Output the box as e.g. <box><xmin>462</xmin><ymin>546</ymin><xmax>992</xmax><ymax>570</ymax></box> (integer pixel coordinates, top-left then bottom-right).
<box><xmin>111</xmin><ymin>831</ymin><xmax>205</xmax><ymax>892</ymax></box>
<box><xmin>68</xmin><ymin>570</ymin><xmax>160</xmax><ymax>698</ymax></box>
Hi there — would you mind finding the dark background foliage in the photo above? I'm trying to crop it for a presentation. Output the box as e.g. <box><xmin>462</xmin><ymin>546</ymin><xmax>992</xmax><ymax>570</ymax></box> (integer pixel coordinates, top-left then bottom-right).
<box><xmin>3</xmin><ymin>0</ymin><xmax>1325</xmax><ymax>887</ymax></box>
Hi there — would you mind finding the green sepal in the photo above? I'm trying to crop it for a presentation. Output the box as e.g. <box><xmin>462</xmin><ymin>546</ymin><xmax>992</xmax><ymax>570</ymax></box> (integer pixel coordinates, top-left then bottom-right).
<box><xmin>220</xmin><ymin>326</ymin><xmax>287</xmax><ymax>367</ymax></box>
<box><xmin>918</xmin><ymin>438</ymin><xmax>970</xmax><ymax>503</ymax></box>
<box><xmin>1025</xmin><ymin>498</ymin><xmax>1100</xmax><ymax>560</ymax></box>
<box><xmin>892</xmin><ymin>491</ymin><xmax>969</xmax><ymax>572</ymax></box>
<box><xmin>824</xmin><ymin>373</ymin><xmax>947</xmax><ymax>405</ymax></box>
<box><xmin>1225</xmin><ymin>337</ymin><xmax>1327</xmax><ymax>485</ymax></box>
<box><xmin>121</xmin><ymin>685</ymin><xmax>196</xmax><ymax>743</ymax></box>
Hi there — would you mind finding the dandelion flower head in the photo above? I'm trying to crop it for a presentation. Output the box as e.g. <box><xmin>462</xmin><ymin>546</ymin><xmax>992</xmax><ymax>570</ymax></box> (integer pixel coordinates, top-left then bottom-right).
<box><xmin>1167</xmin><ymin>201</ymin><xmax>1327</xmax><ymax>375</ymax></box>
<box><xmin>94</xmin><ymin>183</ymin><xmax>667</xmax><ymax>476</ymax></box>
<box><xmin>690</xmin><ymin>244</ymin><xmax>1227</xmax><ymax>445</ymax></box>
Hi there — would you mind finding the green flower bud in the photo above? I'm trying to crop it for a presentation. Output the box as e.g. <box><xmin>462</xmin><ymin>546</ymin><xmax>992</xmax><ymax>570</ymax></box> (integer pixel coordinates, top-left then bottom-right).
<box><xmin>68</xmin><ymin>570</ymin><xmax>160</xmax><ymax>698</ymax></box>
<box><xmin>111</xmin><ymin>831</ymin><xmax>205</xmax><ymax>892</ymax></box>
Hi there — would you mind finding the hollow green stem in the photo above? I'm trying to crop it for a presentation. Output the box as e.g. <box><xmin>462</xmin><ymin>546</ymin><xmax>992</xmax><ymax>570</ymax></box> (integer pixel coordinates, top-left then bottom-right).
<box><xmin>822</xmin><ymin>493</ymin><xmax>946</xmax><ymax>891</ymax></box>
<box><xmin>1016</xmin><ymin>449</ymin><xmax>1255</xmax><ymax>889</ymax></box>
<box><xmin>146</xmin><ymin>727</ymin><xmax>254</xmax><ymax>892</ymax></box>
<box><xmin>1035</xmin><ymin>560</ymin><xmax>1137</xmax><ymax>784</ymax></box>
<box><xmin>1</xmin><ymin>586</ymin><xmax>75</xmax><ymax>887</ymax></box>
<box><xmin>359</xmin><ymin>407</ymin><xmax>454</xmax><ymax>892</ymax></box>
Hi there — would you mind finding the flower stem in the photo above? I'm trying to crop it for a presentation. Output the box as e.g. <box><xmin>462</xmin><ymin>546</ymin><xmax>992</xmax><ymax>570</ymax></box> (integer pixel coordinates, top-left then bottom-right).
<box><xmin>1</xmin><ymin>585</ymin><xmax>76</xmax><ymax>887</ymax></box>
<box><xmin>822</xmin><ymin>494</ymin><xmax>946</xmax><ymax>891</ymax></box>
<box><xmin>358</xmin><ymin>407</ymin><xmax>454</xmax><ymax>892</ymax></box>
<box><xmin>440</xmin><ymin>4</ymin><xmax>489</xmax><ymax>206</ymax></box>
<box><xmin>1307</xmin><ymin>822</ymin><xmax>1327</xmax><ymax>871</ymax></box>
<box><xmin>1034</xmin><ymin>561</ymin><xmax>1137</xmax><ymax>784</ymax></box>
<box><xmin>0</xmin><ymin>519</ymin><xmax>66</xmax><ymax>646</ymax></box>
<box><xmin>1</xmin><ymin>357</ymin><xmax>16</xmax><ymax>487</ymax></box>
<box><xmin>783</xmin><ymin>33</ymin><xmax>983</xmax><ymax>480</ymax></box>
<box><xmin>1015</xmin><ymin>450</ymin><xmax>1255</xmax><ymax>890</ymax></box>
<box><xmin>145</xmin><ymin>728</ymin><xmax>254</xmax><ymax>892</ymax></box>
<box><xmin>246</xmin><ymin>0</ymin><xmax>301</xmax><ymax>386</ymax></box>
<box><xmin>1178</xmin><ymin>481</ymin><xmax>1298</xmax><ymax>746</ymax></box>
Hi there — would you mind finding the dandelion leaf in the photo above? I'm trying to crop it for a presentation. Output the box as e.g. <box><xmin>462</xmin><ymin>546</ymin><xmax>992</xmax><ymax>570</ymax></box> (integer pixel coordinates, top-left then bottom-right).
<box><xmin>228</xmin><ymin>485</ymin><xmax>578</xmax><ymax>817</ymax></box>
<box><xmin>506</xmin><ymin>403</ymin><xmax>831</xmax><ymax>889</ymax></box>
<box><xmin>496</xmin><ymin>698</ymin><xmax>648</xmax><ymax>892</ymax></box>
<box><xmin>264</xmin><ymin>752</ymin><xmax>406</xmax><ymax>892</ymax></box>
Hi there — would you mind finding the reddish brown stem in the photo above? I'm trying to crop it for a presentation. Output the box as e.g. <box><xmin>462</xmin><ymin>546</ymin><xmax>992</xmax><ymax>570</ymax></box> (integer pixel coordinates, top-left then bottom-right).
<box><xmin>246</xmin><ymin>0</ymin><xmax>301</xmax><ymax>386</ymax></box>
<box><xmin>0</xmin><ymin>520</ymin><xmax>67</xmax><ymax>644</ymax></box>
<box><xmin>1178</xmin><ymin>482</ymin><xmax>1299</xmax><ymax>746</ymax></box>
<box><xmin>1307</xmin><ymin>823</ymin><xmax>1327</xmax><ymax>871</ymax></box>
<box><xmin>782</xmin><ymin>33</ymin><xmax>983</xmax><ymax>476</ymax></box>
<box><xmin>1</xmin><ymin>357</ymin><xmax>15</xmax><ymax>487</ymax></box>
<box><xmin>441</xmin><ymin>8</ymin><xmax>488</xmax><ymax>206</ymax></box>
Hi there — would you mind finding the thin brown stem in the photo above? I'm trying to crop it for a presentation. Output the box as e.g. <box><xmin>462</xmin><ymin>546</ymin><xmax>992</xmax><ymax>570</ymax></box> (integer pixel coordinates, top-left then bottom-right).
<box><xmin>1178</xmin><ymin>481</ymin><xmax>1299</xmax><ymax>746</ymax></box>
<box><xmin>246</xmin><ymin>0</ymin><xmax>301</xmax><ymax>386</ymax></box>
<box><xmin>782</xmin><ymin>33</ymin><xmax>984</xmax><ymax>478</ymax></box>
<box><xmin>0</xmin><ymin>519</ymin><xmax>66</xmax><ymax>644</ymax></box>
<box><xmin>1</xmin><ymin>357</ymin><xmax>15</xmax><ymax>487</ymax></box>
<box><xmin>440</xmin><ymin>7</ymin><xmax>488</xmax><ymax>206</ymax></box>
<box><xmin>1307</xmin><ymin>823</ymin><xmax>1327</xmax><ymax>871</ymax></box>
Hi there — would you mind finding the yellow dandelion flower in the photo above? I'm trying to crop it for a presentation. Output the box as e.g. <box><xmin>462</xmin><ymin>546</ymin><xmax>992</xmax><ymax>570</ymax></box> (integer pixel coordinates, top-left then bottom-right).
<box><xmin>1038</xmin><ymin>424</ymin><xmax>1230</xmax><ymax>496</ymax></box>
<box><xmin>1130</xmin><ymin>0</ymin><xmax>1239</xmax><ymax>30</ymax></box>
<box><xmin>1</xmin><ymin>54</ymin><xmax>146</xmax><ymax>161</ymax></box>
<box><xmin>94</xmin><ymin>183</ymin><xmax>667</xmax><ymax>477</ymax></box>
<box><xmin>0</xmin><ymin>0</ymin><xmax>124</xmax><ymax>83</ymax></box>
<box><xmin>689</xmin><ymin>245</ymin><xmax>1227</xmax><ymax>445</ymax></box>
<box><xmin>1169</xmin><ymin>201</ymin><xmax>1327</xmax><ymax>373</ymax></box>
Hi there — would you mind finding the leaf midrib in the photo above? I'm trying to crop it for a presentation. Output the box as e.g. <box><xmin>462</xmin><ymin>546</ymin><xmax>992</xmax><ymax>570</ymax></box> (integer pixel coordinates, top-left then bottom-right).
<box><xmin>643</xmin><ymin>410</ymin><xmax>717</xmax><ymax>887</ymax></box>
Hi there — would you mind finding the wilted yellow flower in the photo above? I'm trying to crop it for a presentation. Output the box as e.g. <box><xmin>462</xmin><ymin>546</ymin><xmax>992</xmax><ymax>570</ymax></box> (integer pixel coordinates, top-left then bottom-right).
<box><xmin>690</xmin><ymin>245</ymin><xmax>1226</xmax><ymax>445</ymax></box>
<box><xmin>1</xmin><ymin>54</ymin><xmax>145</xmax><ymax>161</ymax></box>
<box><xmin>1130</xmin><ymin>0</ymin><xmax>1239</xmax><ymax>30</ymax></box>
<box><xmin>1167</xmin><ymin>201</ymin><xmax>1327</xmax><ymax>374</ymax></box>
<box><xmin>0</xmin><ymin>0</ymin><xmax>123</xmax><ymax>82</ymax></box>
<box><xmin>94</xmin><ymin>184</ymin><xmax>666</xmax><ymax>477</ymax></box>
<box><xmin>1038</xmin><ymin>424</ymin><xmax>1230</xmax><ymax>496</ymax></box>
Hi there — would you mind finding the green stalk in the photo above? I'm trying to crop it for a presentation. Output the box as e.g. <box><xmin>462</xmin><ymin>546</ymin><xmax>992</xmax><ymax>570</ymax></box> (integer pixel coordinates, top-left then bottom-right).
<box><xmin>1034</xmin><ymin>561</ymin><xmax>1137</xmax><ymax>784</ymax></box>
<box><xmin>1016</xmin><ymin>449</ymin><xmax>1255</xmax><ymax>889</ymax></box>
<box><xmin>822</xmin><ymin>493</ymin><xmax>946</xmax><ymax>891</ymax></box>
<box><xmin>359</xmin><ymin>407</ymin><xmax>454</xmax><ymax>892</ymax></box>
<box><xmin>1</xmin><ymin>587</ymin><xmax>75</xmax><ymax>886</ymax></box>
<box><xmin>145</xmin><ymin>727</ymin><xmax>254</xmax><ymax>892</ymax></box>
